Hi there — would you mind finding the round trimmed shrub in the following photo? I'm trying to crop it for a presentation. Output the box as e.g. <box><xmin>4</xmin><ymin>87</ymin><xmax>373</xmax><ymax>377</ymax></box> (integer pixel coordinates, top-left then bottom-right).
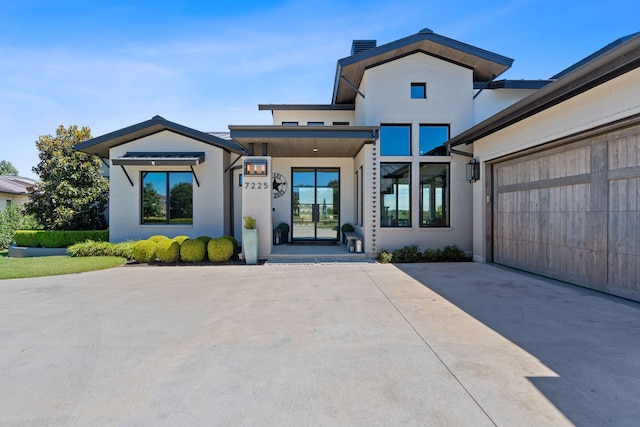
<box><xmin>173</xmin><ymin>235</ymin><xmax>189</xmax><ymax>245</ymax></box>
<box><xmin>207</xmin><ymin>237</ymin><xmax>234</xmax><ymax>262</ymax></box>
<box><xmin>180</xmin><ymin>238</ymin><xmax>206</xmax><ymax>262</ymax></box>
<box><xmin>156</xmin><ymin>239</ymin><xmax>180</xmax><ymax>262</ymax></box>
<box><xmin>133</xmin><ymin>240</ymin><xmax>157</xmax><ymax>263</ymax></box>
<box><xmin>148</xmin><ymin>235</ymin><xmax>170</xmax><ymax>243</ymax></box>
<box><xmin>197</xmin><ymin>235</ymin><xmax>212</xmax><ymax>244</ymax></box>
<box><xmin>221</xmin><ymin>235</ymin><xmax>238</xmax><ymax>253</ymax></box>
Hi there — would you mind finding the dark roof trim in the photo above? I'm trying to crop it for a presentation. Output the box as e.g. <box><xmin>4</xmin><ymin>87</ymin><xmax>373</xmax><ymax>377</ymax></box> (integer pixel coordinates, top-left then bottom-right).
<box><xmin>259</xmin><ymin>104</ymin><xmax>355</xmax><ymax>111</ymax></box>
<box><xmin>229</xmin><ymin>125</ymin><xmax>378</xmax><ymax>140</ymax></box>
<box><xmin>338</xmin><ymin>29</ymin><xmax>513</xmax><ymax>69</ymax></box>
<box><xmin>111</xmin><ymin>152</ymin><xmax>205</xmax><ymax>166</ymax></box>
<box><xmin>449</xmin><ymin>33</ymin><xmax>640</xmax><ymax>147</ymax></box>
<box><xmin>74</xmin><ymin>115</ymin><xmax>245</xmax><ymax>158</ymax></box>
<box><xmin>473</xmin><ymin>79</ymin><xmax>553</xmax><ymax>90</ymax></box>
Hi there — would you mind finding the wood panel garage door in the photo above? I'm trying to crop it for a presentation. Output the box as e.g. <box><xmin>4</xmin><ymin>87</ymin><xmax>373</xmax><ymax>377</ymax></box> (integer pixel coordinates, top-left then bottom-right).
<box><xmin>492</xmin><ymin>123</ymin><xmax>640</xmax><ymax>301</ymax></box>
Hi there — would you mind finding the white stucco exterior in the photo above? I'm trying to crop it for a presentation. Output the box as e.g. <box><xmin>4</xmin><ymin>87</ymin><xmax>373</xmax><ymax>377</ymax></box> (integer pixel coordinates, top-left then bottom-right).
<box><xmin>108</xmin><ymin>131</ymin><xmax>232</xmax><ymax>242</ymax></box>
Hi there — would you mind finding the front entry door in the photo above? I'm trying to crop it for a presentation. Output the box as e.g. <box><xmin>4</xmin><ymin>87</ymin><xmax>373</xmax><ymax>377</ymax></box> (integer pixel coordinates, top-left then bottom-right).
<box><xmin>292</xmin><ymin>168</ymin><xmax>339</xmax><ymax>241</ymax></box>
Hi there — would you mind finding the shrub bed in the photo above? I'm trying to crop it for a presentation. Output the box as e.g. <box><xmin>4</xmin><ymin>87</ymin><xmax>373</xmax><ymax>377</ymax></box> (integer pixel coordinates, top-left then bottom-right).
<box><xmin>133</xmin><ymin>240</ymin><xmax>156</xmax><ymax>263</ymax></box>
<box><xmin>378</xmin><ymin>245</ymin><xmax>470</xmax><ymax>263</ymax></box>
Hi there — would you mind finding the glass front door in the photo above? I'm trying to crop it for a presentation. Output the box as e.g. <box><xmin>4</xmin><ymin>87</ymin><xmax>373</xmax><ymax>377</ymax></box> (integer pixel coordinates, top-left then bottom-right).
<box><xmin>292</xmin><ymin>168</ymin><xmax>339</xmax><ymax>241</ymax></box>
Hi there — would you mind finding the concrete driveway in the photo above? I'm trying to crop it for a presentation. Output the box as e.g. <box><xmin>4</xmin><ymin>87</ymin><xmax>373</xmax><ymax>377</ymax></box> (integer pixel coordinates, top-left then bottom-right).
<box><xmin>0</xmin><ymin>262</ymin><xmax>638</xmax><ymax>426</ymax></box>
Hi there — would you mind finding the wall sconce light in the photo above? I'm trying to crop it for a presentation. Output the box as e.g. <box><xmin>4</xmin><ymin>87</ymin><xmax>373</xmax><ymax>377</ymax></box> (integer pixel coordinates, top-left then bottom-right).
<box><xmin>244</xmin><ymin>159</ymin><xmax>268</xmax><ymax>176</ymax></box>
<box><xmin>466</xmin><ymin>159</ymin><xmax>480</xmax><ymax>183</ymax></box>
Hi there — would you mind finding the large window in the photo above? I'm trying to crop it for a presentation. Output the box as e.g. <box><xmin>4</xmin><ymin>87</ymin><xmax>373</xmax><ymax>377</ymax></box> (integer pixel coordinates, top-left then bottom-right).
<box><xmin>419</xmin><ymin>124</ymin><xmax>449</xmax><ymax>156</ymax></box>
<box><xmin>420</xmin><ymin>163</ymin><xmax>449</xmax><ymax>227</ymax></box>
<box><xmin>142</xmin><ymin>171</ymin><xmax>193</xmax><ymax>224</ymax></box>
<box><xmin>380</xmin><ymin>124</ymin><xmax>411</xmax><ymax>156</ymax></box>
<box><xmin>381</xmin><ymin>163</ymin><xmax>411</xmax><ymax>227</ymax></box>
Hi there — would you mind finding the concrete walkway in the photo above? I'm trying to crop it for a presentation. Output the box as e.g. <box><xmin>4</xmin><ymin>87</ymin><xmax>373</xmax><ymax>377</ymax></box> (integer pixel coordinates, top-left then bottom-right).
<box><xmin>0</xmin><ymin>263</ymin><xmax>638</xmax><ymax>426</ymax></box>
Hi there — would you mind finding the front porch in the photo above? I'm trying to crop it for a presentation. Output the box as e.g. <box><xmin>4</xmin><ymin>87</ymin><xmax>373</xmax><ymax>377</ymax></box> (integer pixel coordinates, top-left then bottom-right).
<box><xmin>266</xmin><ymin>241</ymin><xmax>369</xmax><ymax>263</ymax></box>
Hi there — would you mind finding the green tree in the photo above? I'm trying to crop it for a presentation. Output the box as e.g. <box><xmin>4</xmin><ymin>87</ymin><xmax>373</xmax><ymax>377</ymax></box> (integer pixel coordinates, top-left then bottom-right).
<box><xmin>0</xmin><ymin>160</ymin><xmax>18</xmax><ymax>176</ymax></box>
<box><xmin>169</xmin><ymin>181</ymin><xmax>192</xmax><ymax>221</ymax></box>
<box><xmin>142</xmin><ymin>182</ymin><xmax>163</xmax><ymax>219</ymax></box>
<box><xmin>24</xmin><ymin>125</ymin><xmax>108</xmax><ymax>230</ymax></box>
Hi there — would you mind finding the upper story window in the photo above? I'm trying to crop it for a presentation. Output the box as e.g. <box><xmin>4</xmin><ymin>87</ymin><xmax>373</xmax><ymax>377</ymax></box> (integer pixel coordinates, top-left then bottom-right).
<box><xmin>380</xmin><ymin>124</ymin><xmax>411</xmax><ymax>156</ymax></box>
<box><xmin>282</xmin><ymin>122</ymin><xmax>298</xmax><ymax>126</ymax></box>
<box><xmin>411</xmin><ymin>83</ymin><xmax>426</xmax><ymax>99</ymax></box>
<box><xmin>419</xmin><ymin>125</ymin><xmax>449</xmax><ymax>156</ymax></box>
<box><xmin>333</xmin><ymin>121</ymin><xmax>349</xmax><ymax>126</ymax></box>
<box><xmin>307</xmin><ymin>122</ymin><xmax>324</xmax><ymax>126</ymax></box>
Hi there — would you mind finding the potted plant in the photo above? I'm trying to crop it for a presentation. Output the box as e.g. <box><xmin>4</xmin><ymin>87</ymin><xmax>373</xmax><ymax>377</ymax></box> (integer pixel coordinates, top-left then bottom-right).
<box><xmin>341</xmin><ymin>223</ymin><xmax>354</xmax><ymax>244</ymax></box>
<box><xmin>277</xmin><ymin>222</ymin><xmax>290</xmax><ymax>244</ymax></box>
<box><xmin>242</xmin><ymin>216</ymin><xmax>258</xmax><ymax>265</ymax></box>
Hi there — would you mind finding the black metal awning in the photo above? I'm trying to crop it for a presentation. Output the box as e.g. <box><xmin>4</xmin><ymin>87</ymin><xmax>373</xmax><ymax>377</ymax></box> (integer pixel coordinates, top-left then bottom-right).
<box><xmin>111</xmin><ymin>152</ymin><xmax>205</xmax><ymax>166</ymax></box>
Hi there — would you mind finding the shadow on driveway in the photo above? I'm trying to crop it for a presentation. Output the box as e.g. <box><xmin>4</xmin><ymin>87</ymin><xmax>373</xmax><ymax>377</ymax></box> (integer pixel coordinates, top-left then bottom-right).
<box><xmin>397</xmin><ymin>262</ymin><xmax>640</xmax><ymax>427</ymax></box>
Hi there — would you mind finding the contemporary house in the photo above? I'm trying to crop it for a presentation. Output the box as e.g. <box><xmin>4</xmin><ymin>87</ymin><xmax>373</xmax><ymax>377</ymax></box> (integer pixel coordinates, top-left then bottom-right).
<box><xmin>75</xmin><ymin>28</ymin><xmax>640</xmax><ymax>301</ymax></box>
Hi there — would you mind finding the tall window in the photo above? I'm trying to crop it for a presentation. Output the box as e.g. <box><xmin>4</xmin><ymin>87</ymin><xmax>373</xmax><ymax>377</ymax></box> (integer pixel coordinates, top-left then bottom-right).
<box><xmin>419</xmin><ymin>125</ymin><xmax>449</xmax><ymax>156</ymax></box>
<box><xmin>380</xmin><ymin>124</ymin><xmax>411</xmax><ymax>156</ymax></box>
<box><xmin>420</xmin><ymin>163</ymin><xmax>449</xmax><ymax>227</ymax></box>
<box><xmin>142</xmin><ymin>172</ymin><xmax>193</xmax><ymax>224</ymax></box>
<box><xmin>381</xmin><ymin>163</ymin><xmax>411</xmax><ymax>227</ymax></box>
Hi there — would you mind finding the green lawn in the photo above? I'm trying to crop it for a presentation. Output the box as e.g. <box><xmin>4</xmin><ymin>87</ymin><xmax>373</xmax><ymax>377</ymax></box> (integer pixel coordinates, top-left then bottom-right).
<box><xmin>0</xmin><ymin>250</ymin><xmax>127</xmax><ymax>280</ymax></box>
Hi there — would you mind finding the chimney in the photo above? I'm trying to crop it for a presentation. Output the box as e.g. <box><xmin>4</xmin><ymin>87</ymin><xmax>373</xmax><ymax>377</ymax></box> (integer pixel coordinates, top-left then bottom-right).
<box><xmin>351</xmin><ymin>40</ymin><xmax>377</xmax><ymax>55</ymax></box>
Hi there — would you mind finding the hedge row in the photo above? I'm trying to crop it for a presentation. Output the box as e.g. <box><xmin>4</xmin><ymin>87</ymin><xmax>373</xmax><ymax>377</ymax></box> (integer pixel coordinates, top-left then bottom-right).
<box><xmin>132</xmin><ymin>235</ymin><xmax>237</xmax><ymax>263</ymax></box>
<box><xmin>14</xmin><ymin>230</ymin><xmax>109</xmax><ymax>248</ymax></box>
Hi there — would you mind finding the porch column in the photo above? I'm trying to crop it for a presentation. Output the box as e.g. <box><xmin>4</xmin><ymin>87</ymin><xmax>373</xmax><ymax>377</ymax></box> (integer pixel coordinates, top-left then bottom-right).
<box><xmin>241</xmin><ymin>156</ymin><xmax>273</xmax><ymax>258</ymax></box>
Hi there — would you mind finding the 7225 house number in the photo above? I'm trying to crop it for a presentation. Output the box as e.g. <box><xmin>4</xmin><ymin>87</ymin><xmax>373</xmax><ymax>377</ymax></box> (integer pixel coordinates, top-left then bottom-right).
<box><xmin>244</xmin><ymin>182</ymin><xmax>269</xmax><ymax>190</ymax></box>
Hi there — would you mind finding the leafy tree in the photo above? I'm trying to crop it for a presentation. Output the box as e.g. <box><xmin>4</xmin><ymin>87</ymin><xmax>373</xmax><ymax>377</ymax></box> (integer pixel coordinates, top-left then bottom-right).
<box><xmin>169</xmin><ymin>181</ymin><xmax>192</xmax><ymax>220</ymax></box>
<box><xmin>0</xmin><ymin>204</ymin><xmax>40</xmax><ymax>249</ymax></box>
<box><xmin>143</xmin><ymin>182</ymin><xmax>163</xmax><ymax>219</ymax></box>
<box><xmin>24</xmin><ymin>125</ymin><xmax>108</xmax><ymax>230</ymax></box>
<box><xmin>0</xmin><ymin>160</ymin><xmax>18</xmax><ymax>176</ymax></box>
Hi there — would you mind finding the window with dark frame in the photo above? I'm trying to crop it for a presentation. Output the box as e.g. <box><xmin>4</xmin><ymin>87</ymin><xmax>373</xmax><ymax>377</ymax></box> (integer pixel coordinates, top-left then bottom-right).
<box><xmin>419</xmin><ymin>124</ymin><xmax>449</xmax><ymax>156</ymax></box>
<box><xmin>307</xmin><ymin>122</ymin><xmax>324</xmax><ymax>126</ymax></box>
<box><xmin>359</xmin><ymin>166</ymin><xmax>363</xmax><ymax>225</ymax></box>
<box><xmin>333</xmin><ymin>121</ymin><xmax>350</xmax><ymax>126</ymax></box>
<box><xmin>419</xmin><ymin>163</ymin><xmax>449</xmax><ymax>227</ymax></box>
<box><xmin>380</xmin><ymin>124</ymin><xmax>411</xmax><ymax>156</ymax></box>
<box><xmin>411</xmin><ymin>82</ymin><xmax>426</xmax><ymax>99</ymax></box>
<box><xmin>282</xmin><ymin>122</ymin><xmax>299</xmax><ymax>126</ymax></box>
<box><xmin>141</xmin><ymin>171</ymin><xmax>193</xmax><ymax>224</ymax></box>
<box><xmin>380</xmin><ymin>163</ymin><xmax>411</xmax><ymax>227</ymax></box>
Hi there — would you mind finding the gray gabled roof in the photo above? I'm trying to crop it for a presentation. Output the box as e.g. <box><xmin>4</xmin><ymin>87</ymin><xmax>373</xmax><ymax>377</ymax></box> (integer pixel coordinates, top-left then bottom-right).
<box><xmin>332</xmin><ymin>28</ymin><xmax>514</xmax><ymax>104</ymax></box>
<box><xmin>448</xmin><ymin>32</ymin><xmax>640</xmax><ymax>148</ymax></box>
<box><xmin>0</xmin><ymin>176</ymin><xmax>35</xmax><ymax>195</ymax></box>
<box><xmin>74</xmin><ymin>115</ymin><xmax>246</xmax><ymax>158</ymax></box>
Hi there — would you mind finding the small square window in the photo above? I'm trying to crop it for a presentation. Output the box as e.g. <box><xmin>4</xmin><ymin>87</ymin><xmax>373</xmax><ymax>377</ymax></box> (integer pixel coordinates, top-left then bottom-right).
<box><xmin>307</xmin><ymin>122</ymin><xmax>324</xmax><ymax>126</ymax></box>
<box><xmin>411</xmin><ymin>83</ymin><xmax>426</xmax><ymax>99</ymax></box>
<box><xmin>282</xmin><ymin>122</ymin><xmax>298</xmax><ymax>126</ymax></box>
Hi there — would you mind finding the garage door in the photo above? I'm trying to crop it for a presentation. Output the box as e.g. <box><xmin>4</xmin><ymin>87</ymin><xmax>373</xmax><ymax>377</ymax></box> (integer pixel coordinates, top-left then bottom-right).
<box><xmin>492</xmin><ymin>123</ymin><xmax>640</xmax><ymax>301</ymax></box>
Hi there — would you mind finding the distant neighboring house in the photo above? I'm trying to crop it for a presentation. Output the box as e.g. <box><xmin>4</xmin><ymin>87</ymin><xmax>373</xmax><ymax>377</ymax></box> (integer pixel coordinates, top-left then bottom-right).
<box><xmin>0</xmin><ymin>176</ymin><xmax>36</xmax><ymax>211</ymax></box>
<box><xmin>75</xmin><ymin>28</ymin><xmax>640</xmax><ymax>301</ymax></box>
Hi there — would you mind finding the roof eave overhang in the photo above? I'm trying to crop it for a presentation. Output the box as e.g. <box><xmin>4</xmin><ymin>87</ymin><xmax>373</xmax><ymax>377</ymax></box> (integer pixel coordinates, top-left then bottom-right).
<box><xmin>448</xmin><ymin>34</ymin><xmax>640</xmax><ymax>148</ymax></box>
<box><xmin>229</xmin><ymin>125</ymin><xmax>379</xmax><ymax>158</ymax></box>
<box><xmin>74</xmin><ymin>116</ymin><xmax>245</xmax><ymax>158</ymax></box>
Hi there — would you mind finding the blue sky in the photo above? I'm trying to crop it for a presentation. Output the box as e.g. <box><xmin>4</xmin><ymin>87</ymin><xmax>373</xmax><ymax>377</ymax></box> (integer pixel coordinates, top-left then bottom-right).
<box><xmin>1</xmin><ymin>0</ymin><xmax>638</xmax><ymax>179</ymax></box>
